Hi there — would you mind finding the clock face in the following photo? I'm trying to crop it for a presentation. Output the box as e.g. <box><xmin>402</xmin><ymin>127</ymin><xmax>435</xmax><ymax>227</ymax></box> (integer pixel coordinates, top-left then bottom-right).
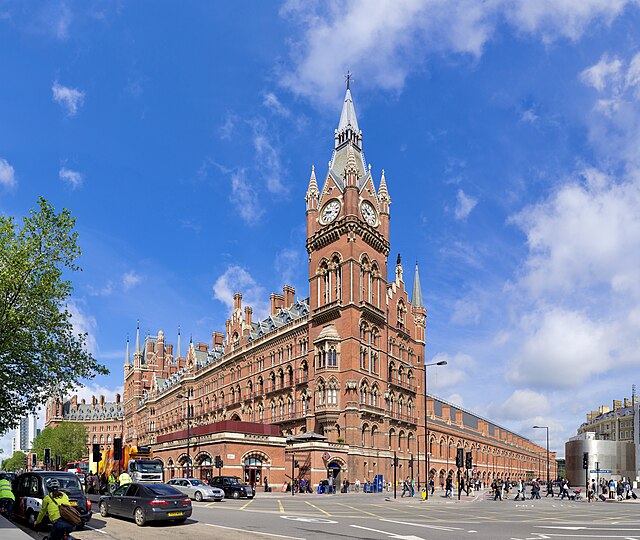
<box><xmin>320</xmin><ymin>200</ymin><xmax>340</xmax><ymax>224</ymax></box>
<box><xmin>361</xmin><ymin>201</ymin><xmax>377</xmax><ymax>226</ymax></box>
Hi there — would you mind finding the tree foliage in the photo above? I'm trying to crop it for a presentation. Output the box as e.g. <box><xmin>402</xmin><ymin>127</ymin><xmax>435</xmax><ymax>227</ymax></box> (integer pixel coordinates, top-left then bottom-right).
<box><xmin>32</xmin><ymin>422</ymin><xmax>88</xmax><ymax>465</ymax></box>
<box><xmin>2</xmin><ymin>450</ymin><xmax>26</xmax><ymax>472</ymax></box>
<box><xmin>0</xmin><ymin>198</ymin><xmax>108</xmax><ymax>433</ymax></box>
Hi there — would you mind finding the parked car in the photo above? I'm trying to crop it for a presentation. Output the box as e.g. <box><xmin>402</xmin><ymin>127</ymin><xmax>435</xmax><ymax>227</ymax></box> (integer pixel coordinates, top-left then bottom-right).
<box><xmin>99</xmin><ymin>482</ymin><xmax>192</xmax><ymax>526</ymax></box>
<box><xmin>13</xmin><ymin>471</ymin><xmax>92</xmax><ymax>529</ymax></box>
<box><xmin>208</xmin><ymin>476</ymin><xmax>254</xmax><ymax>499</ymax></box>
<box><xmin>166</xmin><ymin>478</ymin><xmax>224</xmax><ymax>502</ymax></box>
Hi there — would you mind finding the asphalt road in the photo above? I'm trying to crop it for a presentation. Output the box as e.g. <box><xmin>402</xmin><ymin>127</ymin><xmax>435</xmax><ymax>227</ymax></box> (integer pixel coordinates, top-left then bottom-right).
<box><xmin>11</xmin><ymin>491</ymin><xmax>640</xmax><ymax>540</ymax></box>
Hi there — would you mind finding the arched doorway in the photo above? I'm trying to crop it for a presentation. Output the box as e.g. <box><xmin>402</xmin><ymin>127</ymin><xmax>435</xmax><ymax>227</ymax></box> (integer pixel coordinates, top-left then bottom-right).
<box><xmin>327</xmin><ymin>462</ymin><xmax>341</xmax><ymax>487</ymax></box>
<box><xmin>196</xmin><ymin>453</ymin><xmax>213</xmax><ymax>481</ymax></box>
<box><xmin>244</xmin><ymin>457</ymin><xmax>263</xmax><ymax>487</ymax></box>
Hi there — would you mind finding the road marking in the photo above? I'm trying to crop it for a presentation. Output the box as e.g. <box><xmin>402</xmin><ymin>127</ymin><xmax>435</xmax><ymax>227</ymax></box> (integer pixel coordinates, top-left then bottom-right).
<box><xmin>241</xmin><ymin>498</ymin><xmax>255</xmax><ymax>510</ymax></box>
<box><xmin>380</xmin><ymin>519</ymin><xmax>462</xmax><ymax>532</ymax></box>
<box><xmin>205</xmin><ymin>522</ymin><xmax>306</xmax><ymax>539</ymax></box>
<box><xmin>350</xmin><ymin>524</ymin><xmax>424</xmax><ymax>539</ymax></box>
<box><xmin>538</xmin><ymin>526</ymin><xmax>640</xmax><ymax>531</ymax></box>
<box><xmin>335</xmin><ymin>502</ymin><xmax>380</xmax><ymax>517</ymax></box>
<box><xmin>84</xmin><ymin>525</ymin><xmax>107</xmax><ymax>534</ymax></box>
<box><xmin>281</xmin><ymin>516</ymin><xmax>337</xmax><ymax>524</ymax></box>
<box><xmin>304</xmin><ymin>500</ymin><xmax>331</xmax><ymax>516</ymax></box>
<box><xmin>278</xmin><ymin>499</ymin><xmax>285</xmax><ymax>513</ymax></box>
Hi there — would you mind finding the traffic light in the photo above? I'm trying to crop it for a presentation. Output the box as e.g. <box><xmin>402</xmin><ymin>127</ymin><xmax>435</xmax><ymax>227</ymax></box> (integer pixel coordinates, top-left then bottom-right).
<box><xmin>55</xmin><ymin>455</ymin><xmax>61</xmax><ymax>469</ymax></box>
<box><xmin>44</xmin><ymin>447</ymin><xmax>51</xmax><ymax>465</ymax></box>
<box><xmin>456</xmin><ymin>448</ymin><xmax>464</xmax><ymax>468</ymax></box>
<box><xmin>92</xmin><ymin>443</ymin><xmax>102</xmax><ymax>463</ymax></box>
<box><xmin>31</xmin><ymin>453</ymin><xmax>37</xmax><ymax>467</ymax></box>
<box><xmin>583</xmin><ymin>452</ymin><xmax>589</xmax><ymax>470</ymax></box>
<box><xmin>113</xmin><ymin>438</ymin><xmax>122</xmax><ymax>461</ymax></box>
<box><xmin>393</xmin><ymin>456</ymin><xmax>399</xmax><ymax>467</ymax></box>
<box><xmin>24</xmin><ymin>456</ymin><xmax>28</xmax><ymax>469</ymax></box>
<box><xmin>408</xmin><ymin>457</ymin><xmax>414</xmax><ymax>468</ymax></box>
<box><xmin>294</xmin><ymin>460</ymin><xmax>299</xmax><ymax>469</ymax></box>
<box><xmin>465</xmin><ymin>451</ymin><xmax>473</xmax><ymax>470</ymax></box>
<box><xmin>214</xmin><ymin>455</ymin><xmax>223</xmax><ymax>469</ymax></box>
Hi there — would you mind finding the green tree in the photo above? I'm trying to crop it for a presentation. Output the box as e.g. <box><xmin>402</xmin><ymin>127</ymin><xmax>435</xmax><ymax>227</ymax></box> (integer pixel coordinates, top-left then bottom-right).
<box><xmin>2</xmin><ymin>450</ymin><xmax>26</xmax><ymax>472</ymax></box>
<box><xmin>0</xmin><ymin>198</ymin><xmax>108</xmax><ymax>433</ymax></box>
<box><xmin>32</xmin><ymin>422</ymin><xmax>88</xmax><ymax>466</ymax></box>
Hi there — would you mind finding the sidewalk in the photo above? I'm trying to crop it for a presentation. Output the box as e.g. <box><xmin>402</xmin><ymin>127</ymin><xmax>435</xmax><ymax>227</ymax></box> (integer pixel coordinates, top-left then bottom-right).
<box><xmin>0</xmin><ymin>514</ymin><xmax>32</xmax><ymax>540</ymax></box>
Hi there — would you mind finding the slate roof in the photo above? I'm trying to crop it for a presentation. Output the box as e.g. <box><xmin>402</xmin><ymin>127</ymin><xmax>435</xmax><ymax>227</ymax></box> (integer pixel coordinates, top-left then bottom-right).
<box><xmin>62</xmin><ymin>401</ymin><xmax>124</xmax><ymax>421</ymax></box>
<box><xmin>248</xmin><ymin>298</ymin><xmax>310</xmax><ymax>342</ymax></box>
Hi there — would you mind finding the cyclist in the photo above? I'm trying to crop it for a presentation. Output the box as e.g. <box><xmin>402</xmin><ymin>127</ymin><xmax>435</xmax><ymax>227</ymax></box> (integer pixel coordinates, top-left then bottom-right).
<box><xmin>0</xmin><ymin>473</ymin><xmax>15</xmax><ymax>520</ymax></box>
<box><xmin>35</xmin><ymin>479</ymin><xmax>73</xmax><ymax>540</ymax></box>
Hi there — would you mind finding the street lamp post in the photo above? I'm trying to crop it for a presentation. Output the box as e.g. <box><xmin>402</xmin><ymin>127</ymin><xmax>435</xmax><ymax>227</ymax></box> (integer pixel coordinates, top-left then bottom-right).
<box><xmin>178</xmin><ymin>392</ymin><xmax>191</xmax><ymax>478</ymax></box>
<box><xmin>424</xmin><ymin>360</ymin><xmax>447</xmax><ymax>501</ymax></box>
<box><xmin>532</xmin><ymin>425</ymin><xmax>549</xmax><ymax>485</ymax></box>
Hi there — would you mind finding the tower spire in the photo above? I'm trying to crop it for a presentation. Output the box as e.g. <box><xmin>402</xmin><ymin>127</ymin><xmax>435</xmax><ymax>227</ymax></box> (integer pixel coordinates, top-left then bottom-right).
<box><xmin>337</xmin><ymin>85</ymin><xmax>359</xmax><ymax>136</ymax></box>
<box><xmin>135</xmin><ymin>320</ymin><xmax>140</xmax><ymax>354</ymax></box>
<box><xmin>125</xmin><ymin>334</ymin><xmax>131</xmax><ymax>366</ymax></box>
<box><xmin>177</xmin><ymin>325</ymin><xmax>181</xmax><ymax>358</ymax></box>
<box><xmin>411</xmin><ymin>262</ymin><xmax>424</xmax><ymax>308</ymax></box>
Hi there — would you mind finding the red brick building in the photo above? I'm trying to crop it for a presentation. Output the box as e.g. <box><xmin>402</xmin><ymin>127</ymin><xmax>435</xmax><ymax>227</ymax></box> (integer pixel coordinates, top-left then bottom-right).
<box><xmin>47</xmin><ymin>86</ymin><xmax>556</xmax><ymax>489</ymax></box>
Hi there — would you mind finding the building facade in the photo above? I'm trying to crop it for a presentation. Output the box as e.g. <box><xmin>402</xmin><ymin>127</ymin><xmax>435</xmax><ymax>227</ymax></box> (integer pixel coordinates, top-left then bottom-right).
<box><xmin>567</xmin><ymin>394</ymin><xmax>640</xmax><ymax>486</ymax></box>
<box><xmin>11</xmin><ymin>413</ymin><xmax>39</xmax><ymax>456</ymax></box>
<box><xmin>47</xmin><ymin>86</ymin><xmax>555</xmax><ymax>488</ymax></box>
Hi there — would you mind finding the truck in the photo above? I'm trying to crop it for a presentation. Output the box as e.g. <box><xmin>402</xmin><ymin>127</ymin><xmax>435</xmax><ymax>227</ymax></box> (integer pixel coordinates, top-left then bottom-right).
<box><xmin>91</xmin><ymin>445</ymin><xmax>164</xmax><ymax>484</ymax></box>
<box><xmin>124</xmin><ymin>446</ymin><xmax>163</xmax><ymax>483</ymax></box>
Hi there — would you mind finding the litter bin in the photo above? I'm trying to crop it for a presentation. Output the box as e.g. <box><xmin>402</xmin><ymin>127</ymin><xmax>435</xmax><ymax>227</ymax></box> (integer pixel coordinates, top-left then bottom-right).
<box><xmin>363</xmin><ymin>482</ymin><xmax>369</xmax><ymax>493</ymax></box>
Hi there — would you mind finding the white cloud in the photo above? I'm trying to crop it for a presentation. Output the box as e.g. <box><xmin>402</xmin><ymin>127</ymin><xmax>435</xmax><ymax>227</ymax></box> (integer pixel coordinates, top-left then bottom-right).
<box><xmin>263</xmin><ymin>92</ymin><xmax>290</xmax><ymax>117</ymax></box>
<box><xmin>521</xmin><ymin>108</ymin><xmax>539</xmax><ymax>124</ymax></box>
<box><xmin>580</xmin><ymin>54</ymin><xmax>623</xmax><ymax>91</ymax></box>
<box><xmin>280</xmin><ymin>0</ymin><xmax>636</xmax><ymax>102</ymax></box>
<box><xmin>508</xmin><ymin>309</ymin><xmax>615</xmax><ymax>388</ymax></box>
<box><xmin>69</xmin><ymin>383</ymin><xmax>124</xmax><ymax>404</ymax></box>
<box><xmin>59</xmin><ymin>167</ymin><xmax>83</xmax><ymax>189</ymax></box>
<box><xmin>87</xmin><ymin>281</ymin><xmax>113</xmax><ymax>297</ymax></box>
<box><xmin>427</xmin><ymin>352</ymin><xmax>475</xmax><ymax>391</ymax></box>
<box><xmin>454</xmin><ymin>189</ymin><xmax>478</xmax><ymax>220</ymax></box>
<box><xmin>52</xmin><ymin>81</ymin><xmax>85</xmax><ymax>116</ymax></box>
<box><xmin>275</xmin><ymin>248</ymin><xmax>304</xmax><ymax>288</ymax></box>
<box><xmin>0</xmin><ymin>158</ymin><xmax>16</xmax><ymax>188</ymax></box>
<box><xmin>450</xmin><ymin>299</ymin><xmax>480</xmax><ymax>325</ymax></box>
<box><xmin>67</xmin><ymin>300</ymin><xmax>97</xmax><ymax>356</ymax></box>
<box><xmin>445</xmin><ymin>393</ymin><xmax>465</xmax><ymax>407</ymax></box>
<box><xmin>219</xmin><ymin>113</ymin><xmax>238</xmax><ymax>140</ymax></box>
<box><xmin>251</xmin><ymin>121</ymin><xmax>287</xmax><ymax>194</ymax></box>
<box><xmin>122</xmin><ymin>271</ymin><xmax>142</xmax><ymax>290</ymax></box>
<box><xmin>489</xmin><ymin>389</ymin><xmax>551</xmax><ymax>421</ymax></box>
<box><xmin>230</xmin><ymin>168</ymin><xmax>264</xmax><ymax>225</ymax></box>
<box><xmin>212</xmin><ymin>265</ymin><xmax>269</xmax><ymax>319</ymax></box>
<box><xmin>511</xmin><ymin>169</ymin><xmax>640</xmax><ymax>296</ymax></box>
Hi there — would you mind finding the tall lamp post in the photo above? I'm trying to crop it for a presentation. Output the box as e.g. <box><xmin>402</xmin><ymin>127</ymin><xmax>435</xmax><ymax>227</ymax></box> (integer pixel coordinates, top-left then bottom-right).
<box><xmin>532</xmin><ymin>425</ymin><xmax>549</xmax><ymax>485</ymax></box>
<box><xmin>178</xmin><ymin>392</ymin><xmax>192</xmax><ymax>478</ymax></box>
<box><xmin>424</xmin><ymin>360</ymin><xmax>448</xmax><ymax>500</ymax></box>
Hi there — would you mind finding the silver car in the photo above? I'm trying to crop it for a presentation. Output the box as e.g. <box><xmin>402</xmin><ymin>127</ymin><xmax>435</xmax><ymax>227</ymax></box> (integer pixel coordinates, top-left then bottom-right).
<box><xmin>166</xmin><ymin>478</ymin><xmax>224</xmax><ymax>502</ymax></box>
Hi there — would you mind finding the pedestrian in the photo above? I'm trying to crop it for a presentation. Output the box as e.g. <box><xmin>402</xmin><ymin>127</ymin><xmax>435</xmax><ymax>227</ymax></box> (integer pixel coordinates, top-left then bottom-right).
<box><xmin>493</xmin><ymin>478</ymin><xmax>503</xmax><ymax>501</ymax></box>
<box><xmin>533</xmin><ymin>479</ymin><xmax>541</xmax><ymax>499</ymax></box>
<box><xmin>118</xmin><ymin>470</ymin><xmax>132</xmax><ymax>486</ymax></box>
<box><xmin>35</xmin><ymin>479</ymin><xmax>74</xmax><ymax>540</ymax></box>
<box><xmin>0</xmin><ymin>473</ymin><xmax>15</xmax><ymax>520</ymax></box>
<box><xmin>429</xmin><ymin>476</ymin><xmax>435</xmax><ymax>495</ymax></box>
<box><xmin>589</xmin><ymin>479</ymin><xmax>596</xmax><ymax>502</ymax></box>
<box><xmin>546</xmin><ymin>480</ymin><xmax>554</xmax><ymax>497</ymax></box>
<box><xmin>445</xmin><ymin>475</ymin><xmax>453</xmax><ymax>498</ymax></box>
<box><xmin>401</xmin><ymin>477</ymin><xmax>410</xmax><ymax>498</ymax></box>
<box><xmin>514</xmin><ymin>479</ymin><xmax>525</xmax><ymax>501</ymax></box>
<box><xmin>355</xmin><ymin>478</ymin><xmax>360</xmax><ymax>492</ymax></box>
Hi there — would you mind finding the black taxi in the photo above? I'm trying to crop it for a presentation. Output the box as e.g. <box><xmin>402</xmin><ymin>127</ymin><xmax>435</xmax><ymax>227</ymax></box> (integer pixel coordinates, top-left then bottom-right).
<box><xmin>13</xmin><ymin>471</ymin><xmax>92</xmax><ymax>529</ymax></box>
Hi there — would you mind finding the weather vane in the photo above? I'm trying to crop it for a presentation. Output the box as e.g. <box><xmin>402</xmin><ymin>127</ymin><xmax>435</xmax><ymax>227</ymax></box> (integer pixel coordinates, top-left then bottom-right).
<box><xmin>345</xmin><ymin>70</ymin><xmax>353</xmax><ymax>90</ymax></box>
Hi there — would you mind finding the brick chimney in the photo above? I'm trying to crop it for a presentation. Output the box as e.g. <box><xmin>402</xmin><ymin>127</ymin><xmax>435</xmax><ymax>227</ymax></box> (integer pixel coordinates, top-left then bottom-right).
<box><xmin>116</xmin><ymin>393</ymin><xmax>121</xmax><ymax>404</ymax></box>
<box><xmin>283</xmin><ymin>285</ymin><xmax>295</xmax><ymax>308</ymax></box>
<box><xmin>92</xmin><ymin>396</ymin><xmax>97</xmax><ymax>407</ymax></box>
<box><xmin>212</xmin><ymin>332</ymin><xmax>224</xmax><ymax>347</ymax></box>
<box><xmin>245</xmin><ymin>306</ymin><xmax>253</xmax><ymax>326</ymax></box>
<box><xmin>455</xmin><ymin>410</ymin><xmax>463</xmax><ymax>425</ymax></box>
<box><xmin>99</xmin><ymin>395</ymin><xmax>105</xmax><ymax>406</ymax></box>
<box><xmin>270</xmin><ymin>293</ymin><xmax>284</xmax><ymax>315</ymax></box>
<box><xmin>234</xmin><ymin>292</ymin><xmax>242</xmax><ymax>311</ymax></box>
<box><xmin>441</xmin><ymin>404</ymin><xmax>450</xmax><ymax>423</ymax></box>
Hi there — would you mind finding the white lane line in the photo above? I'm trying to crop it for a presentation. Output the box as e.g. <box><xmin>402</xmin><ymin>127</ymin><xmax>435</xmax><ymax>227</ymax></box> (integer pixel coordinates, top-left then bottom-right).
<box><xmin>380</xmin><ymin>518</ymin><xmax>462</xmax><ymax>532</ymax></box>
<box><xmin>350</xmin><ymin>523</ymin><xmax>424</xmax><ymax>539</ymax></box>
<box><xmin>84</xmin><ymin>525</ymin><xmax>107</xmax><ymax>534</ymax></box>
<box><xmin>205</xmin><ymin>522</ymin><xmax>306</xmax><ymax>540</ymax></box>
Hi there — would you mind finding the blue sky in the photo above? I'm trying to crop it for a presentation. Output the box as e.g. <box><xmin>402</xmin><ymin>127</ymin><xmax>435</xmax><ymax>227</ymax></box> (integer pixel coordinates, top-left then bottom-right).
<box><xmin>2</xmin><ymin>1</ymin><xmax>640</xmax><ymax>458</ymax></box>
